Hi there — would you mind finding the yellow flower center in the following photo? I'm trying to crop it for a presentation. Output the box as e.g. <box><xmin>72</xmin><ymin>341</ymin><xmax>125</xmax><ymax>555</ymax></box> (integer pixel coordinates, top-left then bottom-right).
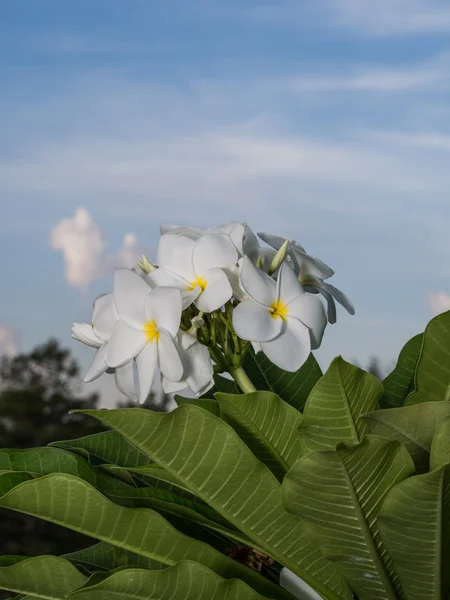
<box><xmin>189</xmin><ymin>276</ymin><xmax>207</xmax><ymax>292</ymax></box>
<box><xmin>144</xmin><ymin>319</ymin><xmax>159</xmax><ymax>343</ymax></box>
<box><xmin>270</xmin><ymin>299</ymin><xmax>288</xmax><ymax>320</ymax></box>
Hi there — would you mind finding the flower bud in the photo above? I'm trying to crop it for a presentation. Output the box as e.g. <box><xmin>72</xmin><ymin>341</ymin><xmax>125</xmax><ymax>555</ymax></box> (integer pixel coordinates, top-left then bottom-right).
<box><xmin>268</xmin><ymin>240</ymin><xmax>289</xmax><ymax>275</ymax></box>
<box><xmin>136</xmin><ymin>255</ymin><xmax>156</xmax><ymax>274</ymax></box>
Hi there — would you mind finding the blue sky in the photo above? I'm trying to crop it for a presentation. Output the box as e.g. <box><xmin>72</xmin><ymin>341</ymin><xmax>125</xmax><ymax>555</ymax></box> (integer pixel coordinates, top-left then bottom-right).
<box><xmin>1</xmin><ymin>0</ymin><xmax>450</xmax><ymax>403</ymax></box>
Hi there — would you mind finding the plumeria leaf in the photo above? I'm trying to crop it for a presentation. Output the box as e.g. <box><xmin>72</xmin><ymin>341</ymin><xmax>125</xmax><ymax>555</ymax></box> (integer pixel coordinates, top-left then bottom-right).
<box><xmin>77</xmin><ymin>407</ymin><xmax>353</xmax><ymax>600</ymax></box>
<box><xmin>69</xmin><ymin>561</ymin><xmax>273</xmax><ymax>600</ymax></box>
<box><xmin>104</xmin><ymin>484</ymin><xmax>252</xmax><ymax>547</ymax></box>
<box><xmin>299</xmin><ymin>357</ymin><xmax>382</xmax><ymax>456</ymax></box>
<box><xmin>0</xmin><ymin>556</ymin><xmax>87</xmax><ymax>598</ymax></box>
<box><xmin>283</xmin><ymin>436</ymin><xmax>414</xmax><ymax>600</ymax></box>
<box><xmin>0</xmin><ymin>473</ymin><xmax>291</xmax><ymax>600</ymax></box>
<box><xmin>63</xmin><ymin>542</ymin><xmax>165</xmax><ymax>574</ymax></box>
<box><xmin>363</xmin><ymin>401</ymin><xmax>450</xmax><ymax>473</ymax></box>
<box><xmin>378</xmin><ymin>464</ymin><xmax>450</xmax><ymax>600</ymax></box>
<box><xmin>0</xmin><ymin>557</ymin><xmax>29</xmax><ymax>567</ymax></box>
<box><xmin>405</xmin><ymin>310</ymin><xmax>450</xmax><ymax>405</ymax></box>
<box><xmin>430</xmin><ymin>417</ymin><xmax>450</xmax><ymax>470</ymax></box>
<box><xmin>243</xmin><ymin>348</ymin><xmax>322</xmax><ymax>411</ymax></box>
<box><xmin>216</xmin><ymin>391</ymin><xmax>303</xmax><ymax>482</ymax></box>
<box><xmin>0</xmin><ymin>447</ymin><xmax>129</xmax><ymax>492</ymax></box>
<box><xmin>381</xmin><ymin>333</ymin><xmax>423</xmax><ymax>408</ymax></box>
<box><xmin>174</xmin><ymin>396</ymin><xmax>221</xmax><ymax>416</ymax></box>
<box><xmin>49</xmin><ymin>430</ymin><xmax>151</xmax><ymax>468</ymax></box>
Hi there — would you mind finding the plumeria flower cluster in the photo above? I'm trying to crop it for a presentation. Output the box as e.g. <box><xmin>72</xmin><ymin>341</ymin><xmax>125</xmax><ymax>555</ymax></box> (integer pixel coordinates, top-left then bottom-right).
<box><xmin>72</xmin><ymin>222</ymin><xmax>354</xmax><ymax>404</ymax></box>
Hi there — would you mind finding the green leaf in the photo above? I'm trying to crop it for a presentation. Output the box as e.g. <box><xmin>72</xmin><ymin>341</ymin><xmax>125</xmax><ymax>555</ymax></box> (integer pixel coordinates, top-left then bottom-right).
<box><xmin>63</xmin><ymin>541</ymin><xmax>165</xmax><ymax>573</ymax></box>
<box><xmin>283</xmin><ymin>436</ymin><xmax>415</xmax><ymax>600</ymax></box>
<box><xmin>378</xmin><ymin>465</ymin><xmax>450</xmax><ymax>600</ymax></box>
<box><xmin>406</xmin><ymin>310</ymin><xmax>450</xmax><ymax>405</ymax></box>
<box><xmin>78</xmin><ymin>407</ymin><xmax>352</xmax><ymax>600</ymax></box>
<box><xmin>243</xmin><ymin>349</ymin><xmax>322</xmax><ymax>411</ymax></box>
<box><xmin>104</xmin><ymin>485</ymin><xmax>251</xmax><ymax>546</ymax></box>
<box><xmin>50</xmin><ymin>430</ymin><xmax>151</xmax><ymax>468</ymax></box>
<box><xmin>0</xmin><ymin>447</ymin><xmax>128</xmax><ymax>491</ymax></box>
<box><xmin>363</xmin><ymin>401</ymin><xmax>450</xmax><ymax>473</ymax></box>
<box><xmin>0</xmin><ymin>473</ymin><xmax>291</xmax><ymax>600</ymax></box>
<box><xmin>381</xmin><ymin>333</ymin><xmax>423</xmax><ymax>408</ymax></box>
<box><xmin>216</xmin><ymin>391</ymin><xmax>302</xmax><ymax>481</ymax></box>
<box><xmin>0</xmin><ymin>556</ymin><xmax>86</xmax><ymax>598</ymax></box>
<box><xmin>69</xmin><ymin>561</ymin><xmax>273</xmax><ymax>600</ymax></box>
<box><xmin>0</xmin><ymin>557</ymin><xmax>28</xmax><ymax>567</ymax></box>
<box><xmin>299</xmin><ymin>357</ymin><xmax>382</xmax><ymax>455</ymax></box>
<box><xmin>174</xmin><ymin>397</ymin><xmax>220</xmax><ymax>416</ymax></box>
<box><xmin>430</xmin><ymin>417</ymin><xmax>450</xmax><ymax>470</ymax></box>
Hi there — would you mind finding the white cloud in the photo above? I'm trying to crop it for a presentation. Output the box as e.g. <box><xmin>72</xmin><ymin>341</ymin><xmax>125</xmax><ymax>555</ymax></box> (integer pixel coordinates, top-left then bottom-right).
<box><xmin>331</xmin><ymin>0</ymin><xmax>450</xmax><ymax>36</ymax></box>
<box><xmin>428</xmin><ymin>292</ymin><xmax>450</xmax><ymax>315</ymax></box>
<box><xmin>0</xmin><ymin>326</ymin><xmax>19</xmax><ymax>357</ymax></box>
<box><xmin>367</xmin><ymin>130</ymin><xmax>450</xmax><ymax>151</ymax></box>
<box><xmin>49</xmin><ymin>208</ymin><xmax>144</xmax><ymax>288</ymax></box>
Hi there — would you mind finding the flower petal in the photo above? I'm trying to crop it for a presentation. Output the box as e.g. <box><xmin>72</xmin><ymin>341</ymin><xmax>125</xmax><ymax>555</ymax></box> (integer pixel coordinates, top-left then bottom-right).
<box><xmin>157</xmin><ymin>234</ymin><xmax>196</xmax><ymax>281</ymax></box>
<box><xmin>294</xmin><ymin>248</ymin><xmax>334</xmax><ymax>280</ymax></box>
<box><xmin>72</xmin><ymin>323</ymin><xmax>102</xmax><ymax>348</ymax></box>
<box><xmin>239</xmin><ymin>255</ymin><xmax>277</xmax><ymax>308</ymax></box>
<box><xmin>135</xmin><ymin>342</ymin><xmax>158</xmax><ymax>404</ymax></box>
<box><xmin>324</xmin><ymin>282</ymin><xmax>355</xmax><ymax>315</ymax></box>
<box><xmin>192</xmin><ymin>233</ymin><xmax>238</xmax><ymax>275</ymax></box>
<box><xmin>92</xmin><ymin>293</ymin><xmax>118</xmax><ymax>341</ymax></box>
<box><xmin>313</xmin><ymin>280</ymin><xmax>337</xmax><ymax>324</ymax></box>
<box><xmin>115</xmin><ymin>361</ymin><xmax>138</xmax><ymax>403</ymax></box>
<box><xmin>157</xmin><ymin>328</ymin><xmax>183</xmax><ymax>382</ymax></box>
<box><xmin>177</xmin><ymin>331</ymin><xmax>214</xmax><ymax>396</ymax></box>
<box><xmin>261</xmin><ymin>318</ymin><xmax>310</xmax><ymax>372</ymax></box>
<box><xmin>106</xmin><ymin>320</ymin><xmax>147</xmax><ymax>368</ymax></box>
<box><xmin>160</xmin><ymin>224</ymin><xmax>203</xmax><ymax>240</ymax></box>
<box><xmin>113</xmin><ymin>269</ymin><xmax>150</xmax><ymax>328</ymax></box>
<box><xmin>144</xmin><ymin>287</ymin><xmax>182</xmax><ymax>337</ymax></box>
<box><xmin>277</xmin><ymin>262</ymin><xmax>304</xmax><ymax>304</ymax></box>
<box><xmin>182</xmin><ymin>286</ymin><xmax>202</xmax><ymax>310</ymax></box>
<box><xmin>222</xmin><ymin>263</ymin><xmax>245</xmax><ymax>301</ymax></box>
<box><xmin>83</xmin><ymin>344</ymin><xmax>108</xmax><ymax>383</ymax></box>
<box><xmin>287</xmin><ymin>294</ymin><xmax>327</xmax><ymax>349</ymax></box>
<box><xmin>280</xmin><ymin>568</ymin><xmax>322</xmax><ymax>600</ymax></box>
<box><xmin>162</xmin><ymin>375</ymin><xmax>187</xmax><ymax>394</ymax></box>
<box><xmin>233</xmin><ymin>298</ymin><xmax>282</xmax><ymax>342</ymax></box>
<box><xmin>194</xmin><ymin>267</ymin><xmax>232</xmax><ymax>312</ymax></box>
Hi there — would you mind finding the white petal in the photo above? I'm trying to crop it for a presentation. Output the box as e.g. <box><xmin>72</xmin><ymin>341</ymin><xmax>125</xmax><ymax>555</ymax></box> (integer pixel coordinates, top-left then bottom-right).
<box><xmin>232</xmin><ymin>299</ymin><xmax>282</xmax><ymax>342</ymax></box>
<box><xmin>277</xmin><ymin>262</ymin><xmax>304</xmax><ymax>304</ymax></box>
<box><xmin>157</xmin><ymin>328</ymin><xmax>183</xmax><ymax>382</ymax></box>
<box><xmin>222</xmin><ymin>263</ymin><xmax>245</xmax><ymax>301</ymax></box>
<box><xmin>252</xmin><ymin>342</ymin><xmax>263</xmax><ymax>354</ymax></box>
<box><xmin>280</xmin><ymin>568</ymin><xmax>322</xmax><ymax>600</ymax></box>
<box><xmin>83</xmin><ymin>344</ymin><xmax>108</xmax><ymax>382</ymax></box>
<box><xmin>182</xmin><ymin>286</ymin><xmax>202</xmax><ymax>310</ymax></box>
<box><xmin>207</xmin><ymin>222</ymin><xmax>246</xmax><ymax>255</ymax></box>
<box><xmin>160</xmin><ymin>224</ymin><xmax>203</xmax><ymax>240</ymax></box>
<box><xmin>162</xmin><ymin>375</ymin><xmax>188</xmax><ymax>394</ymax></box>
<box><xmin>106</xmin><ymin>320</ymin><xmax>147</xmax><ymax>368</ymax></box>
<box><xmin>324</xmin><ymin>282</ymin><xmax>355</xmax><ymax>315</ymax></box>
<box><xmin>115</xmin><ymin>361</ymin><xmax>138</xmax><ymax>403</ymax></box>
<box><xmin>146</xmin><ymin>267</ymin><xmax>188</xmax><ymax>290</ymax></box>
<box><xmin>192</xmin><ymin>233</ymin><xmax>238</xmax><ymax>275</ymax></box>
<box><xmin>287</xmin><ymin>294</ymin><xmax>327</xmax><ymax>350</ymax></box>
<box><xmin>113</xmin><ymin>269</ymin><xmax>150</xmax><ymax>328</ymax></box>
<box><xmin>257</xmin><ymin>232</ymin><xmax>289</xmax><ymax>251</ymax></box>
<box><xmin>72</xmin><ymin>323</ymin><xmax>102</xmax><ymax>348</ymax></box>
<box><xmin>261</xmin><ymin>318</ymin><xmax>311</xmax><ymax>372</ymax></box>
<box><xmin>144</xmin><ymin>287</ymin><xmax>182</xmax><ymax>337</ymax></box>
<box><xmin>242</xmin><ymin>224</ymin><xmax>261</xmax><ymax>261</ymax></box>
<box><xmin>135</xmin><ymin>342</ymin><xmax>158</xmax><ymax>404</ymax></box>
<box><xmin>157</xmin><ymin>234</ymin><xmax>196</xmax><ymax>281</ymax></box>
<box><xmin>294</xmin><ymin>248</ymin><xmax>334</xmax><ymax>280</ymax></box>
<box><xmin>239</xmin><ymin>256</ymin><xmax>277</xmax><ymax>308</ymax></box>
<box><xmin>314</xmin><ymin>280</ymin><xmax>337</xmax><ymax>324</ymax></box>
<box><xmin>92</xmin><ymin>293</ymin><xmax>118</xmax><ymax>341</ymax></box>
<box><xmin>195</xmin><ymin>267</ymin><xmax>233</xmax><ymax>312</ymax></box>
<box><xmin>177</xmin><ymin>331</ymin><xmax>214</xmax><ymax>397</ymax></box>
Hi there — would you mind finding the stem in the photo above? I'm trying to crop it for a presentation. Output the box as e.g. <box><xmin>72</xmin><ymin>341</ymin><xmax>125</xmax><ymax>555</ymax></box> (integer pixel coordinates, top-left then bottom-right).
<box><xmin>229</xmin><ymin>365</ymin><xmax>257</xmax><ymax>394</ymax></box>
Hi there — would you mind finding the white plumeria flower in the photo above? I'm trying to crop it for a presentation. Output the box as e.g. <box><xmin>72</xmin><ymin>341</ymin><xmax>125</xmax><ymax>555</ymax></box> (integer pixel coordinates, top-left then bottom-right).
<box><xmin>148</xmin><ymin>233</ymin><xmax>238</xmax><ymax>312</ymax></box>
<box><xmin>232</xmin><ymin>258</ymin><xmax>327</xmax><ymax>372</ymax></box>
<box><xmin>107</xmin><ymin>269</ymin><xmax>183</xmax><ymax>404</ymax></box>
<box><xmin>280</xmin><ymin>569</ymin><xmax>322</xmax><ymax>600</ymax></box>
<box><xmin>72</xmin><ymin>292</ymin><xmax>139</xmax><ymax>403</ymax></box>
<box><xmin>258</xmin><ymin>232</ymin><xmax>354</xmax><ymax>324</ymax></box>
<box><xmin>161</xmin><ymin>330</ymin><xmax>214</xmax><ymax>397</ymax></box>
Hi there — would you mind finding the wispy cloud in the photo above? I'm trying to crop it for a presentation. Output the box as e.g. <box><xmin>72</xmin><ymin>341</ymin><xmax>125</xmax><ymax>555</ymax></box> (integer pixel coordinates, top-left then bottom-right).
<box><xmin>50</xmin><ymin>208</ymin><xmax>146</xmax><ymax>288</ymax></box>
<box><xmin>331</xmin><ymin>0</ymin><xmax>450</xmax><ymax>36</ymax></box>
<box><xmin>0</xmin><ymin>326</ymin><xmax>19</xmax><ymax>357</ymax></box>
<box><xmin>428</xmin><ymin>292</ymin><xmax>450</xmax><ymax>315</ymax></box>
<box><xmin>368</xmin><ymin>130</ymin><xmax>450</xmax><ymax>151</ymax></box>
